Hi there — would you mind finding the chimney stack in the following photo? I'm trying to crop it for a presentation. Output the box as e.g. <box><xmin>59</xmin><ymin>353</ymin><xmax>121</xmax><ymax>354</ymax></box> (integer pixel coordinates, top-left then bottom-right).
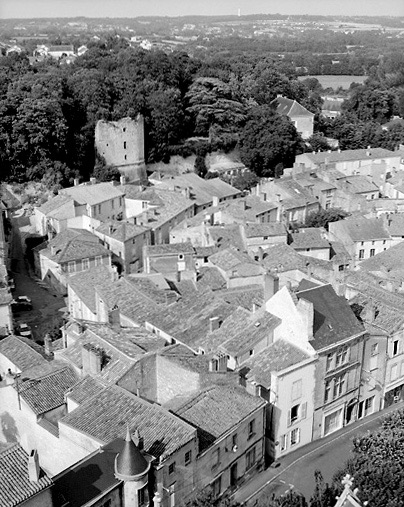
<box><xmin>90</xmin><ymin>177</ymin><xmax>97</xmax><ymax>185</ymax></box>
<box><xmin>44</xmin><ymin>334</ymin><xmax>52</xmax><ymax>356</ymax></box>
<box><xmin>133</xmin><ymin>429</ymin><xmax>144</xmax><ymax>451</ymax></box>
<box><xmin>28</xmin><ymin>450</ymin><xmax>40</xmax><ymax>482</ymax></box>
<box><xmin>120</xmin><ymin>175</ymin><xmax>126</xmax><ymax>186</ymax></box>
<box><xmin>212</xmin><ymin>196</ymin><xmax>219</xmax><ymax>207</ymax></box>
<box><xmin>108</xmin><ymin>304</ymin><xmax>120</xmax><ymax>329</ymax></box>
<box><xmin>74</xmin><ymin>177</ymin><xmax>80</xmax><ymax>186</ymax></box>
<box><xmin>264</xmin><ymin>272</ymin><xmax>279</xmax><ymax>302</ymax></box>
<box><xmin>209</xmin><ymin>316</ymin><xmax>221</xmax><ymax>332</ymax></box>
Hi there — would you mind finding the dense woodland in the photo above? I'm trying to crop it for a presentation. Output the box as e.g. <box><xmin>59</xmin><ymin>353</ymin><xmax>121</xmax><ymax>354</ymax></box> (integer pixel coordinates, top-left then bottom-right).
<box><xmin>1</xmin><ymin>28</ymin><xmax>404</xmax><ymax>188</ymax></box>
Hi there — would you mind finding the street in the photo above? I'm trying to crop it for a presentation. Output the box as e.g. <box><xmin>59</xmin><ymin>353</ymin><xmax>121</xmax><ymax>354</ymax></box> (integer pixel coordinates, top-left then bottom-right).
<box><xmin>9</xmin><ymin>212</ymin><xmax>66</xmax><ymax>343</ymax></box>
<box><xmin>233</xmin><ymin>400</ymin><xmax>404</xmax><ymax>504</ymax></box>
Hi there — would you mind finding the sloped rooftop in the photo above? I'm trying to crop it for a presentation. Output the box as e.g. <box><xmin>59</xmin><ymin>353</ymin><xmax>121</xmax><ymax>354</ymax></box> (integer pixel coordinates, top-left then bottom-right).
<box><xmin>60</xmin><ymin>181</ymin><xmax>125</xmax><ymax>206</ymax></box>
<box><xmin>0</xmin><ymin>335</ymin><xmax>46</xmax><ymax>372</ymax></box>
<box><xmin>290</xmin><ymin>228</ymin><xmax>330</xmax><ymax>250</ymax></box>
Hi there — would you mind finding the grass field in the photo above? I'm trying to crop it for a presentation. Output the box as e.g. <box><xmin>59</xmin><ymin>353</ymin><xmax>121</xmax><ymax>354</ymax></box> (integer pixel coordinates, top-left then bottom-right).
<box><xmin>298</xmin><ymin>74</ymin><xmax>367</xmax><ymax>89</ymax></box>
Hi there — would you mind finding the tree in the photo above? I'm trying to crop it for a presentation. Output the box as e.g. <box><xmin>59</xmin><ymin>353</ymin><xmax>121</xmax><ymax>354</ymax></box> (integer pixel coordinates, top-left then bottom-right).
<box><xmin>239</xmin><ymin>105</ymin><xmax>303</xmax><ymax>177</ymax></box>
<box><xmin>332</xmin><ymin>408</ymin><xmax>404</xmax><ymax>507</ymax></box>
<box><xmin>304</xmin><ymin>208</ymin><xmax>350</xmax><ymax>230</ymax></box>
<box><xmin>194</xmin><ymin>155</ymin><xmax>207</xmax><ymax>178</ymax></box>
<box><xmin>92</xmin><ymin>164</ymin><xmax>121</xmax><ymax>182</ymax></box>
<box><xmin>256</xmin><ymin>490</ymin><xmax>308</xmax><ymax>507</ymax></box>
<box><xmin>306</xmin><ymin>134</ymin><xmax>332</xmax><ymax>153</ymax></box>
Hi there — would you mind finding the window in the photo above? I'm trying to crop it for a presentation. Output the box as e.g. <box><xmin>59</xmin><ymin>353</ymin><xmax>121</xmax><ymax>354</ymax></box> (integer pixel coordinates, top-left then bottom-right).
<box><xmin>383</xmin><ymin>240</ymin><xmax>386</xmax><ymax>245</ymax></box>
<box><xmin>290</xmin><ymin>428</ymin><xmax>300</xmax><ymax>446</ymax></box>
<box><xmin>212</xmin><ymin>476</ymin><xmax>222</xmax><ymax>497</ymax></box>
<box><xmin>169</xmin><ymin>462</ymin><xmax>175</xmax><ymax>475</ymax></box>
<box><xmin>326</xmin><ymin>353</ymin><xmax>334</xmax><ymax>372</ymax></box>
<box><xmin>371</xmin><ymin>343</ymin><xmax>378</xmax><ymax>356</ymax></box>
<box><xmin>82</xmin><ymin>258</ymin><xmax>90</xmax><ymax>270</ymax></box>
<box><xmin>185</xmin><ymin>450</ymin><xmax>192</xmax><ymax>465</ymax></box>
<box><xmin>291</xmin><ymin>379</ymin><xmax>302</xmax><ymax>401</ymax></box>
<box><xmin>364</xmin><ymin>396</ymin><xmax>374</xmax><ymax>416</ymax></box>
<box><xmin>290</xmin><ymin>404</ymin><xmax>299</xmax><ymax>424</ymax></box>
<box><xmin>391</xmin><ymin>364</ymin><xmax>398</xmax><ymax>381</ymax></box>
<box><xmin>67</xmin><ymin>261</ymin><xmax>76</xmax><ymax>273</ymax></box>
<box><xmin>333</xmin><ymin>374</ymin><xmax>346</xmax><ymax>398</ymax></box>
<box><xmin>370</xmin><ymin>249</ymin><xmax>375</xmax><ymax>257</ymax></box>
<box><xmin>324</xmin><ymin>379</ymin><xmax>332</xmax><ymax>403</ymax></box>
<box><xmin>232</xmin><ymin>434</ymin><xmax>238</xmax><ymax>448</ymax></box>
<box><xmin>142</xmin><ymin>201</ymin><xmax>147</xmax><ymax>209</ymax></box>
<box><xmin>359</xmin><ymin>249</ymin><xmax>364</xmax><ymax>259</ymax></box>
<box><xmin>213</xmin><ymin>448</ymin><xmax>220</xmax><ymax>467</ymax></box>
<box><xmin>123</xmin><ymin>141</ymin><xmax>127</xmax><ymax>149</ymax></box>
<box><xmin>178</xmin><ymin>254</ymin><xmax>184</xmax><ymax>261</ymax></box>
<box><xmin>111</xmin><ymin>199</ymin><xmax>115</xmax><ymax>209</ymax></box>
<box><xmin>288</xmin><ymin>402</ymin><xmax>307</xmax><ymax>426</ymax></box>
<box><xmin>248</xmin><ymin>420</ymin><xmax>255</xmax><ymax>439</ymax></box>
<box><xmin>372</xmin><ymin>241</ymin><xmax>375</xmax><ymax>245</ymax></box>
<box><xmin>95</xmin><ymin>256</ymin><xmax>103</xmax><ymax>266</ymax></box>
<box><xmin>393</xmin><ymin>340</ymin><xmax>399</xmax><ymax>356</ymax></box>
<box><xmin>98</xmin><ymin>204</ymin><xmax>101</xmax><ymax>214</ymax></box>
<box><xmin>335</xmin><ymin>346</ymin><xmax>348</xmax><ymax>368</ymax></box>
<box><xmin>338</xmin><ymin>265</ymin><xmax>345</xmax><ymax>272</ymax></box>
<box><xmin>361</xmin><ymin>241</ymin><xmax>364</xmax><ymax>246</ymax></box>
<box><xmin>246</xmin><ymin>446</ymin><xmax>256</xmax><ymax>470</ymax></box>
<box><xmin>280</xmin><ymin>434</ymin><xmax>287</xmax><ymax>452</ymax></box>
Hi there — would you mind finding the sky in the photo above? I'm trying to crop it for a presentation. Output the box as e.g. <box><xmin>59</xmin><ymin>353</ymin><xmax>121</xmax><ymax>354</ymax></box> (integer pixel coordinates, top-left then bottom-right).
<box><xmin>1</xmin><ymin>0</ymin><xmax>404</xmax><ymax>19</ymax></box>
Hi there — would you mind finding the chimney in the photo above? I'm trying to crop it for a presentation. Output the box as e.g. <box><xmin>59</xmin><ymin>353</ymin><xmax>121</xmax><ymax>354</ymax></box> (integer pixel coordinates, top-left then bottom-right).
<box><xmin>133</xmin><ymin>429</ymin><xmax>144</xmax><ymax>451</ymax></box>
<box><xmin>264</xmin><ymin>273</ymin><xmax>279</xmax><ymax>302</ymax></box>
<box><xmin>28</xmin><ymin>450</ymin><xmax>40</xmax><ymax>482</ymax></box>
<box><xmin>90</xmin><ymin>177</ymin><xmax>97</xmax><ymax>185</ymax></box>
<box><xmin>82</xmin><ymin>343</ymin><xmax>103</xmax><ymax>375</ymax></box>
<box><xmin>50</xmin><ymin>245</ymin><xmax>57</xmax><ymax>256</ymax></box>
<box><xmin>74</xmin><ymin>177</ymin><xmax>80</xmax><ymax>186</ymax></box>
<box><xmin>44</xmin><ymin>334</ymin><xmax>52</xmax><ymax>356</ymax></box>
<box><xmin>120</xmin><ymin>175</ymin><xmax>126</xmax><ymax>186</ymax></box>
<box><xmin>212</xmin><ymin>196</ymin><xmax>219</xmax><ymax>207</ymax></box>
<box><xmin>209</xmin><ymin>316</ymin><xmax>221</xmax><ymax>332</ymax></box>
<box><xmin>365</xmin><ymin>303</ymin><xmax>376</xmax><ymax>323</ymax></box>
<box><xmin>296</xmin><ymin>298</ymin><xmax>314</xmax><ymax>341</ymax></box>
<box><xmin>108</xmin><ymin>304</ymin><xmax>120</xmax><ymax>329</ymax></box>
<box><xmin>240</xmin><ymin>200</ymin><xmax>247</xmax><ymax>210</ymax></box>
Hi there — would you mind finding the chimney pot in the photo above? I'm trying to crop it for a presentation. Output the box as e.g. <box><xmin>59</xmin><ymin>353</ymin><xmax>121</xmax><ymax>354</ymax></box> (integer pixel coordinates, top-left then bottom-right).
<box><xmin>90</xmin><ymin>177</ymin><xmax>96</xmax><ymax>185</ymax></box>
<box><xmin>209</xmin><ymin>316</ymin><xmax>221</xmax><ymax>332</ymax></box>
<box><xmin>28</xmin><ymin>450</ymin><xmax>40</xmax><ymax>482</ymax></box>
<box><xmin>212</xmin><ymin>196</ymin><xmax>219</xmax><ymax>207</ymax></box>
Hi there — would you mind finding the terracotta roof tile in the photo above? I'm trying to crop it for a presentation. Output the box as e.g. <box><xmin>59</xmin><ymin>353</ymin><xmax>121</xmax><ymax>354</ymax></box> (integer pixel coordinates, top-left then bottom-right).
<box><xmin>66</xmin><ymin>376</ymin><xmax>104</xmax><ymax>404</ymax></box>
<box><xmin>0</xmin><ymin>336</ymin><xmax>46</xmax><ymax>372</ymax></box>
<box><xmin>60</xmin><ymin>182</ymin><xmax>124</xmax><ymax>206</ymax></box>
<box><xmin>60</xmin><ymin>385</ymin><xmax>196</xmax><ymax>460</ymax></box>
<box><xmin>291</xmin><ymin>228</ymin><xmax>330</xmax><ymax>250</ymax></box>
<box><xmin>0</xmin><ymin>444</ymin><xmax>52</xmax><ymax>507</ymax></box>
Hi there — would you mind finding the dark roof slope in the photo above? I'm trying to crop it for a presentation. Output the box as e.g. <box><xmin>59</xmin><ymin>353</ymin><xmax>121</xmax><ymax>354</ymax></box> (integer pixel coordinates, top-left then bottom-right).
<box><xmin>296</xmin><ymin>283</ymin><xmax>365</xmax><ymax>350</ymax></box>
<box><xmin>0</xmin><ymin>335</ymin><xmax>45</xmax><ymax>372</ymax></box>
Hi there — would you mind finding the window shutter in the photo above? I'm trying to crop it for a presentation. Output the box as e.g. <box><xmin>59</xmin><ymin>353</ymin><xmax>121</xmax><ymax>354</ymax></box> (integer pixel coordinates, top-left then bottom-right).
<box><xmin>287</xmin><ymin>409</ymin><xmax>292</xmax><ymax>427</ymax></box>
<box><xmin>301</xmin><ymin>402</ymin><xmax>307</xmax><ymax>420</ymax></box>
<box><xmin>297</xmin><ymin>428</ymin><xmax>301</xmax><ymax>444</ymax></box>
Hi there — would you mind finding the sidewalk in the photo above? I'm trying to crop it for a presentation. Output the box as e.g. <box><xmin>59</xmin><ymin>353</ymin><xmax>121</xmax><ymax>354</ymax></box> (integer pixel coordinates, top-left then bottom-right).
<box><xmin>233</xmin><ymin>400</ymin><xmax>404</xmax><ymax>504</ymax></box>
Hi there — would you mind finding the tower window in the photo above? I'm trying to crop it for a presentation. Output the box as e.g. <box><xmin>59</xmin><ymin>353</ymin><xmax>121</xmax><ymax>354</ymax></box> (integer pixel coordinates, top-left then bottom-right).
<box><xmin>124</xmin><ymin>141</ymin><xmax>127</xmax><ymax>149</ymax></box>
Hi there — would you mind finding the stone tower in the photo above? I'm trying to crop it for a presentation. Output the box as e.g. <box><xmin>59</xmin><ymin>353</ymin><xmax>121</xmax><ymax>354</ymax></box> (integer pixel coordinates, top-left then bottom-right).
<box><xmin>95</xmin><ymin>116</ymin><xmax>147</xmax><ymax>183</ymax></box>
<box><xmin>115</xmin><ymin>427</ymin><xmax>151</xmax><ymax>507</ymax></box>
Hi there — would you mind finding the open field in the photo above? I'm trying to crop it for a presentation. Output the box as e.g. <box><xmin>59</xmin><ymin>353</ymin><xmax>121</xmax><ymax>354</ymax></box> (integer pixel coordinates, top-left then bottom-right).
<box><xmin>298</xmin><ymin>75</ymin><xmax>367</xmax><ymax>89</ymax></box>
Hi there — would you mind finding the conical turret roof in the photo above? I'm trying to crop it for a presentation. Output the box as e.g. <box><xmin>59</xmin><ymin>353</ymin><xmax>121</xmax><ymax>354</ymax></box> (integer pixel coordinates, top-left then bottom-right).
<box><xmin>115</xmin><ymin>427</ymin><xmax>149</xmax><ymax>479</ymax></box>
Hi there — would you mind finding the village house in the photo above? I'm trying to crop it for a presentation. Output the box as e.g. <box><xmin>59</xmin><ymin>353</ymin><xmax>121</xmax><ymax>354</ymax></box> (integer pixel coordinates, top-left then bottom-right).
<box><xmin>94</xmin><ymin>220</ymin><xmax>151</xmax><ymax>273</ymax></box>
<box><xmin>334</xmin><ymin>175</ymin><xmax>380</xmax><ymax>200</ymax></box>
<box><xmin>151</xmin><ymin>172</ymin><xmax>241</xmax><ymax>214</ymax></box>
<box><xmin>294</xmin><ymin>282</ymin><xmax>366</xmax><ymax>438</ymax></box>
<box><xmin>291</xmin><ymin>171</ymin><xmax>337</xmax><ymax>210</ymax></box>
<box><xmin>34</xmin><ymin>229</ymin><xmax>112</xmax><ymax>291</ymax></box>
<box><xmin>124</xmin><ymin>186</ymin><xmax>195</xmax><ymax>244</ymax></box>
<box><xmin>256</xmin><ymin>178</ymin><xmax>320</xmax><ymax>225</ymax></box>
<box><xmin>383</xmin><ymin>170</ymin><xmax>404</xmax><ymax>199</ymax></box>
<box><xmin>143</xmin><ymin>242</ymin><xmax>196</xmax><ymax>282</ymax></box>
<box><xmin>47</xmin><ymin>45</ymin><xmax>75</xmax><ymax>59</ymax></box>
<box><xmin>271</xmin><ymin>96</ymin><xmax>314</xmax><ymax>139</ymax></box>
<box><xmin>328</xmin><ymin>216</ymin><xmax>391</xmax><ymax>264</ymax></box>
<box><xmin>289</xmin><ymin>227</ymin><xmax>331</xmax><ymax>260</ymax></box>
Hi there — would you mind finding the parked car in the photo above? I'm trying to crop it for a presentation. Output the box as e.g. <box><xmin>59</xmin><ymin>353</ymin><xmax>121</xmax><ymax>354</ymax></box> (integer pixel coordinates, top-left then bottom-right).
<box><xmin>11</xmin><ymin>296</ymin><xmax>33</xmax><ymax>311</ymax></box>
<box><xmin>15</xmin><ymin>323</ymin><xmax>32</xmax><ymax>338</ymax></box>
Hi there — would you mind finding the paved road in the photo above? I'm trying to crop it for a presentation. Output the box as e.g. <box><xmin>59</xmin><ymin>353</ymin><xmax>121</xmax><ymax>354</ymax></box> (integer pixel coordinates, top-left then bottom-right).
<box><xmin>233</xmin><ymin>400</ymin><xmax>404</xmax><ymax>504</ymax></box>
<box><xmin>10</xmin><ymin>213</ymin><xmax>65</xmax><ymax>342</ymax></box>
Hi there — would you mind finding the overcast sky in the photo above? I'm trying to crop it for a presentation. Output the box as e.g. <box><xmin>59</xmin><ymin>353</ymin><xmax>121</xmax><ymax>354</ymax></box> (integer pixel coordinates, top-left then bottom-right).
<box><xmin>2</xmin><ymin>0</ymin><xmax>404</xmax><ymax>19</ymax></box>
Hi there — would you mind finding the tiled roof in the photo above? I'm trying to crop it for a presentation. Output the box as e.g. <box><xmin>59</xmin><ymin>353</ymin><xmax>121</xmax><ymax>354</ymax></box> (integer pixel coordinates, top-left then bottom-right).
<box><xmin>338</xmin><ymin>175</ymin><xmax>379</xmax><ymax>194</ymax></box>
<box><xmin>386</xmin><ymin>214</ymin><xmax>404</xmax><ymax>236</ymax></box>
<box><xmin>244</xmin><ymin>222</ymin><xmax>287</xmax><ymax>238</ymax></box>
<box><xmin>358</xmin><ymin>241</ymin><xmax>404</xmax><ymax>276</ymax></box>
<box><xmin>274</xmin><ymin>179</ymin><xmax>319</xmax><ymax>208</ymax></box>
<box><xmin>209</xmin><ymin>247</ymin><xmax>263</xmax><ymax>275</ymax></box>
<box><xmin>156</xmin><ymin>173</ymin><xmax>241</xmax><ymax>206</ymax></box>
<box><xmin>272</xmin><ymin>96</ymin><xmax>314</xmax><ymax>118</ymax></box>
<box><xmin>17</xmin><ymin>366</ymin><xmax>78</xmax><ymax>415</ymax></box>
<box><xmin>333</xmin><ymin>217</ymin><xmax>390</xmax><ymax>242</ymax></box>
<box><xmin>260</xmin><ymin>244</ymin><xmax>308</xmax><ymax>272</ymax></box>
<box><xmin>146</xmin><ymin>291</ymin><xmax>237</xmax><ymax>350</ymax></box>
<box><xmin>302</xmin><ymin>147</ymin><xmax>396</xmax><ymax>164</ymax></box>
<box><xmin>290</xmin><ymin>228</ymin><xmax>330</xmax><ymax>250</ymax></box>
<box><xmin>0</xmin><ymin>444</ymin><xmax>52</xmax><ymax>507</ymax></box>
<box><xmin>215</xmin><ymin>285</ymin><xmax>264</xmax><ymax>311</ymax></box>
<box><xmin>48</xmin><ymin>45</ymin><xmax>74</xmax><ymax>52</ymax></box>
<box><xmin>209</xmin><ymin>224</ymin><xmax>246</xmax><ymax>251</ymax></box>
<box><xmin>244</xmin><ymin>338</ymin><xmax>312</xmax><ymax>387</ymax></box>
<box><xmin>60</xmin><ymin>385</ymin><xmax>196</xmax><ymax>460</ymax></box>
<box><xmin>0</xmin><ymin>335</ymin><xmax>45</xmax><ymax>372</ymax></box>
<box><xmin>145</xmin><ymin>241</ymin><xmax>194</xmax><ymax>256</ymax></box>
<box><xmin>296</xmin><ymin>283</ymin><xmax>365</xmax><ymax>350</ymax></box>
<box><xmin>200</xmin><ymin>307</ymin><xmax>281</xmax><ymax>357</ymax></box>
<box><xmin>36</xmin><ymin>193</ymin><xmax>73</xmax><ymax>215</ymax></box>
<box><xmin>174</xmin><ymin>385</ymin><xmax>265</xmax><ymax>452</ymax></box>
<box><xmin>68</xmin><ymin>265</ymin><xmax>116</xmax><ymax>313</ymax></box>
<box><xmin>196</xmin><ymin>267</ymin><xmax>227</xmax><ymax>291</ymax></box>
<box><xmin>65</xmin><ymin>376</ymin><xmax>104</xmax><ymax>404</ymax></box>
<box><xmin>41</xmin><ymin>229</ymin><xmax>110</xmax><ymax>264</ymax></box>
<box><xmin>60</xmin><ymin>182</ymin><xmax>125</xmax><ymax>206</ymax></box>
<box><xmin>96</xmin><ymin>221</ymin><xmax>149</xmax><ymax>242</ymax></box>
